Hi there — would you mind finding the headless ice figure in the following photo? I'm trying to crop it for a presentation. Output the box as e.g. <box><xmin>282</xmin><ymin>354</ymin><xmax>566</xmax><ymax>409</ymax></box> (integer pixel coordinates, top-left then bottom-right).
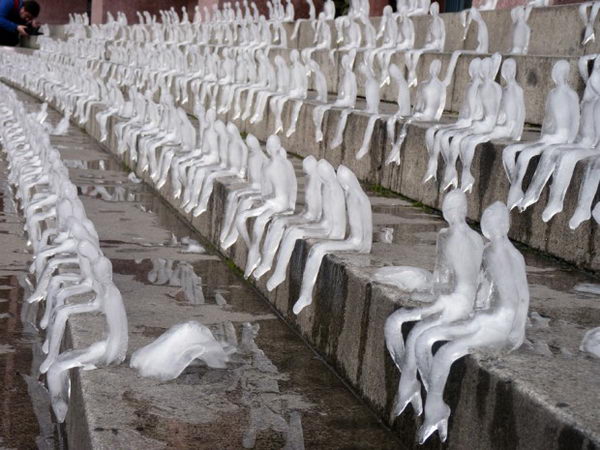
<box><xmin>47</xmin><ymin>252</ymin><xmax>128</xmax><ymax>423</ymax></box>
<box><xmin>423</xmin><ymin>58</ymin><xmax>483</xmax><ymax>183</ymax></box>
<box><xmin>252</xmin><ymin>156</ymin><xmax>322</xmax><ymax>280</ymax></box>
<box><xmin>386</xmin><ymin>59</ymin><xmax>447</xmax><ymax>166</ymax></box>
<box><xmin>439</xmin><ymin>55</ymin><xmax>503</xmax><ymax>191</ymax></box>
<box><xmin>222</xmin><ymin>136</ymin><xmax>297</xmax><ymax>251</ymax></box>
<box><xmin>415</xmin><ymin>202</ymin><xmax>528</xmax><ymax>444</ymax></box>
<box><xmin>521</xmin><ymin>56</ymin><xmax>600</xmax><ymax>224</ymax></box>
<box><xmin>293</xmin><ymin>165</ymin><xmax>372</xmax><ymax>314</ymax></box>
<box><xmin>502</xmin><ymin>60</ymin><xmax>580</xmax><ymax>209</ymax></box>
<box><xmin>509</xmin><ymin>5</ymin><xmax>532</xmax><ymax>55</ymax></box>
<box><xmin>220</xmin><ymin>135</ymin><xmax>268</xmax><ymax>247</ymax></box>
<box><xmin>313</xmin><ymin>52</ymin><xmax>357</xmax><ymax>143</ymax></box>
<box><xmin>264</xmin><ymin>159</ymin><xmax>346</xmax><ymax>290</ymax></box>
<box><xmin>384</xmin><ymin>190</ymin><xmax>484</xmax><ymax>419</ymax></box>
<box><xmin>356</xmin><ymin>62</ymin><xmax>382</xmax><ymax>159</ymax></box>
<box><xmin>453</xmin><ymin>57</ymin><xmax>526</xmax><ymax>193</ymax></box>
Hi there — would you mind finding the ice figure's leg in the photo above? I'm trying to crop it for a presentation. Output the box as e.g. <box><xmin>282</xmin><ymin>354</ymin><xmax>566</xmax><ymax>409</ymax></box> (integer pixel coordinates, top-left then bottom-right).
<box><xmin>193</xmin><ymin>172</ymin><xmax>220</xmax><ymax>216</ymax></box>
<box><xmin>236</xmin><ymin>204</ymin><xmax>268</xmax><ymax>249</ymax></box>
<box><xmin>330</xmin><ymin>109</ymin><xmax>351</xmax><ymax>149</ymax></box>
<box><xmin>156</xmin><ymin>150</ymin><xmax>176</xmax><ymax>190</ymax></box>
<box><xmin>459</xmin><ymin>134</ymin><xmax>488</xmax><ymax>193</ymax></box>
<box><xmin>254</xmin><ymin>218</ymin><xmax>291</xmax><ymax>280</ymax></box>
<box><xmin>441</xmin><ymin>132</ymin><xmax>466</xmax><ymax>191</ymax></box>
<box><xmin>507</xmin><ymin>144</ymin><xmax>545</xmax><ymax>209</ymax></box>
<box><xmin>285</xmin><ymin>101</ymin><xmax>303</xmax><ymax>138</ymax></box>
<box><xmin>41</xmin><ymin>282</ymin><xmax>92</xmax><ymax>331</ymax></box>
<box><xmin>294</xmin><ymin>240</ymin><xmax>355</xmax><ymax>314</ymax></box>
<box><xmin>266</xmin><ymin>227</ymin><xmax>306</xmax><ymax>291</ymax></box>
<box><xmin>541</xmin><ymin>149</ymin><xmax>594</xmax><ymax>221</ymax></box>
<box><xmin>386</xmin><ymin>114</ymin><xmax>397</xmax><ymax>144</ymax></box>
<box><xmin>519</xmin><ymin>148</ymin><xmax>559</xmax><ymax>213</ymax></box>
<box><xmin>220</xmin><ymin>189</ymin><xmax>247</xmax><ymax>244</ymax></box>
<box><xmin>313</xmin><ymin>106</ymin><xmax>327</xmax><ymax>143</ymax></box>
<box><xmin>502</xmin><ymin>142</ymin><xmax>529</xmax><ymax>181</ymax></box>
<box><xmin>40</xmin><ymin>301</ymin><xmax>100</xmax><ymax>374</ymax></box>
<box><xmin>244</xmin><ymin>210</ymin><xmax>276</xmax><ymax>278</ymax></box>
<box><xmin>570</xmin><ymin>158</ymin><xmax>600</xmax><ymax>229</ymax></box>
<box><xmin>28</xmin><ymin>257</ymin><xmax>78</xmax><ymax>303</ymax></box>
<box><xmin>184</xmin><ymin>167</ymin><xmax>209</xmax><ymax>213</ymax></box>
<box><xmin>232</xmin><ymin>87</ymin><xmax>244</xmax><ymax>120</ymax></box>
<box><xmin>423</xmin><ymin>126</ymin><xmax>445</xmax><ymax>183</ymax></box>
<box><xmin>250</xmin><ymin>91</ymin><xmax>271</xmax><ymax>124</ymax></box>
<box><xmin>356</xmin><ymin>115</ymin><xmax>378</xmax><ymax>160</ymax></box>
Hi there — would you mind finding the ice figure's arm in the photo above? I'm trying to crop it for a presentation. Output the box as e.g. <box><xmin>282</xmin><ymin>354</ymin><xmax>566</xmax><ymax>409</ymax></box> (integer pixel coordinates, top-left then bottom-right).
<box><xmin>431</xmin><ymin>230</ymin><xmax>451</xmax><ymax>292</ymax></box>
<box><xmin>474</xmin><ymin>268</ymin><xmax>493</xmax><ymax>310</ymax></box>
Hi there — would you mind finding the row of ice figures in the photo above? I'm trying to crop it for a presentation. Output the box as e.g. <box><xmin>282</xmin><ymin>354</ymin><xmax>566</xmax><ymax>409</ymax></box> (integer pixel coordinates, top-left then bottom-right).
<box><xmin>424</xmin><ymin>54</ymin><xmax>600</xmax><ymax>229</ymax></box>
<box><xmin>0</xmin><ymin>87</ymin><xmax>128</xmax><ymax>423</ymax></box>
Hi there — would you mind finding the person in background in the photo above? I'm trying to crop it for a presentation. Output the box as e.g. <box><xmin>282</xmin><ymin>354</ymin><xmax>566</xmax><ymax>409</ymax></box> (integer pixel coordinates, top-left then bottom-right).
<box><xmin>0</xmin><ymin>0</ymin><xmax>41</xmax><ymax>46</ymax></box>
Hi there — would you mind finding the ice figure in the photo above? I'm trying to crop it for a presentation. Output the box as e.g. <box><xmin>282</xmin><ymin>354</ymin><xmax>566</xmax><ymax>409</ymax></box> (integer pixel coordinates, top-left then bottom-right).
<box><xmin>415</xmin><ymin>202</ymin><xmax>528</xmax><ymax>443</ymax></box>
<box><xmin>384</xmin><ymin>190</ymin><xmax>483</xmax><ymax>418</ymax></box>
<box><xmin>502</xmin><ymin>60</ymin><xmax>580</xmax><ymax>209</ymax></box>
<box><xmin>313</xmin><ymin>52</ymin><xmax>357</xmax><ymax>143</ymax></box>
<box><xmin>293</xmin><ymin>165</ymin><xmax>372</xmax><ymax>314</ymax></box>
<box><xmin>384</xmin><ymin>63</ymin><xmax>412</xmax><ymax>146</ymax></box>
<box><xmin>130</xmin><ymin>321</ymin><xmax>231</xmax><ymax>381</ymax></box>
<box><xmin>222</xmin><ymin>136</ymin><xmax>297</xmax><ymax>251</ymax></box>
<box><xmin>271</xmin><ymin>50</ymin><xmax>308</xmax><ymax>135</ymax></box>
<box><xmin>265</xmin><ymin>159</ymin><xmax>346</xmax><ymax>290</ymax></box>
<box><xmin>356</xmin><ymin>62</ymin><xmax>381</xmax><ymax>159</ymax></box>
<box><xmin>251</xmin><ymin>155</ymin><xmax>322</xmax><ymax>279</ymax></box>
<box><xmin>461</xmin><ymin>7</ymin><xmax>489</xmax><ymax>53</ymax></box>
<box><xmin>580</xmin><ymin>327</ymin><xmax>600</xmax><ymax>358</ymax></box>
<box><xmin>441</xmin><ymin>54</ymin><xmax>504</xmax><ymax>191</ymax></box>
<box><xmin>580</xmin><ymin>2</ymin><xmax>600</xmax><ymax>45</ymax></box>
<box><xmin>509</xmin><ymin>5</ymin><xmax>532</xmax><ymax>55</ymax></box>
<box><xmin>423</xmin><ymin>58</ymin><xmax>483</xmax><ymax>183</ymax></box>
<box><xmin>521</xmin><ymin>56</ymin><xmax>600</xmax><ymax>223</ymax></box>
<box><xmin>219</xmin><ymin>135</ymin><xmax>268</xmax><ymax>247</ymax></box>
<box><xmin>386</xmin><ymin>59</ymin><xmax>447</xmax><ymax>166</ymax></box>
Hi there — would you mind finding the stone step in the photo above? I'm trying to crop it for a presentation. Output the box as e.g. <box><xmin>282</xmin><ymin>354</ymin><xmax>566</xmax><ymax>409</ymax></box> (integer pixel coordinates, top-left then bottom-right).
<box><xmin>6</xmin><ymin>78</ymin><xmax>600</xmax><ymax>449</ymax></box>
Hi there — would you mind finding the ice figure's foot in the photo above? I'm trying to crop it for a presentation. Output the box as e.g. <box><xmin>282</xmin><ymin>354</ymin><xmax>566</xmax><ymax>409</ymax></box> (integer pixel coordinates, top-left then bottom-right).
<box><xmin>315</xmin><ymin>129</ymin><xmax>323</xmax><ymax>143</ymax></box>
<box><xmin>221</xmin><ymin>234</ymin><xmax>237</xmax><ymax>250</ymax></box>
<box><xmin>26</xmin><ymin>291</ymin><xmax>44</xmax><ymax>304</ymax></box>
<box><xmin>42</xmin><ymin>338</ymin><xmax>49</xmax><ymax>354</ymax></box>
<box><xmin>183</xmin><ymin>202</ymin><xmax>196</xmax><ymax>214</ymax></box>
<box><xmin>150</xmin><ymin>171</ymin><xmax>160</xmax><ymax>183</ymax></box>
<box><xmin>156</xmin><ymin>177</ymin><xmax>168</xmax><ymax>190</ymax></box>
<box><xmin>393</xmin><ymin>378</ymin><xmax>423</xmax><ymax>418</ymax></box>
<box><xmin>253</xmin><ymin>263</ymin><xmax>270</xmax><ymax>280</ymax></box>
<box><xmin>356</xmin><ymin>146</ymin><xmax>369</xmax><ymax>160</ymax></box>
<box><xmin>172</xmin><ymin>188</ymin><xmax>181</xmax><ymax>199</ymax></box>
<box><xmin>379</xmin><ymin>76</ymin><xmax>390</xmax><ymax>88</ymax></box>
<box><xmin>460</xmin><ymin>172</ymin><xmax>475</xmax><ymax>193</ymax></box>
<box><xmin>285</xmin><ymin>127</ymin><xmax>296</xmax><ymax>138</ymax></box>
<box><xmin>266</xmin><ymin>270</ymin><xmax>285</xmax><ymax>292</ymax></box>
<box><xmin>441</xmin><ymin>173</ymin><xmax>458</xmax><ymax>192</ymax></box>
<box><xmin>40</xmin><ymin>355</ymin><xmax>53</xmax><ymax>374</ymax></box>
<box><xmin>422</xmin><ymin>163</ymin><xmax>437</xmax><ymax>184</ymax></box>
<box><xmin>569</xmin><ymin>207</ymin><xmax>591</xmax><ymax>230</ymax></box>
<box><xmin>330</xmin><ymin>136</ymin><xmax>343</xmax><ymax>149</ymax></box>
<box><xmin>541</xmin><ymin>200</ymin><xmax>562</xmax><ymax>223</ymax></box>
<box><xmin>418</xmin><ymin>402</ymin><xmax>451</xmax><ymax>444</ymax></box>
<box><xmin>51</xmin><ymin>396</ymin><xmax>69</xmax><ymax>424</ymax></box>
<box><xmin>244</xmin><ymin>252</ymin><xmax>260</xmax><ymax>279</ymax></box>
<box><xmin>99</xmin><ymin>134</ymin><xmax>107</xmax><ymax>143</ymax></box>
<box><xmin>293</xmin><ymin>295</ymin><xmax>312</xmax><ymax>315</ymax></box>
<box><xmin>192</xmin><ymin>206</ymin><xmax>206</xmax><ymax>217</ymax></box>
<box><xmin>506</xmin><ymin>187</ymin><xmax>524</xmax><ymax>210</ymax></box>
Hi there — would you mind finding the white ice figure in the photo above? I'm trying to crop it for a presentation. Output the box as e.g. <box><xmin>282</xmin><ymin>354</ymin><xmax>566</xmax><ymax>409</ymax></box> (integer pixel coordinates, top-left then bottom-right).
<box><xmin>580</xmin><ymin>327</ymin><xmax>600</xmax><ymax>358</ymax></box>
<box><xmin>502</xmin><ymin>60</ymin><xmax>580</xmax><ymax>209</ymax></box>
<box><xmin>403</xmin><ymin>2</ymin><xmax>446</xmax><ymax>88</ymax></box>
<box><xmin>271</xmin><ymin>50</ymin><xmax>308</xmax><ymax>135</ymax></box>
<box><xmin>264</xmin><ymin>159</ymin><xmax>346</xmax><ymax>289</ymax></box>
<box><xmin>521</xmin><ymin>55</ymin><xmax>600</xmax><ymax>224</ymax></box>
<box><xmin>323</xmin><ymin>0</ymin><xmax>335</xmax><ymax>19</ymax></box>
<box><xmin>251</xmin><ymin>155</ymin><xmax>322</xmax><ymax>280</ymax></box>
<box><xmin>580</xmin><ymin>2</ymin><xmax>600</xmax><ymax>45</ymax></box>
<box><xmin>374</xmin><ymin>266</ymin><xmax>433</xmax><ymax>294</ymax></box>
<box><xmin>415</xmin><ymin>202</ymin><xmax>528</xmax><ymax>444</ymax></box>
<box><xmin>384</xmin><ymin>190</ymin><xmax>484</xmax><ymax>419</ymax></box>
<box><xmin>386</xmin><ymin>59</ymin><xmax>447</xmax><ymax>166</ymax></box>
<box><xmin>509</xmin><ymin>5</ymin><xmax>532</xmax><ymax>55</ymax></box>
<box><xmin>424</xmin><ymin>58</ymin><xmax>483</xmax><ymax>184</ymax></box>
<box><xmin>222</xmin><ymin>136</ymin><xmax>297</xmax><ymax>251</ymax></box>
<box><xmin>130</xmin><ymin>321</ymin><xmax>231</xmax><ymax>381</ymax></box>
<box><xmin>461</xmin><ymin>7</ymin><xmax>489</xmax><ymax>53</ymax></box>
<box><xmin>384</xmin><ymin>63</ymin><xmax>412</xmax><ymax>146</ymax></box>
<box><xmin>293</xmin><ymin>165</ymin><xmax>372</xmax><ymax>314</ymax></box>
<box><xmin>356</xmin><ymin>62</ymin><xmax>382</xmax><ymax>159</ymax></box>
<box><xmin>436</xmin><ymin>56</ymin><xmax>507</xmax><ymax>192</ymax></box>
<box><xmin>313</xmin><ymin>51</ymin><xmax>357</xmax><ymax>143</ymax></box>
<box><xmin>46</xmin><ymin>252</ymin><xmax>128</xmax><ymax>423</ymax></box>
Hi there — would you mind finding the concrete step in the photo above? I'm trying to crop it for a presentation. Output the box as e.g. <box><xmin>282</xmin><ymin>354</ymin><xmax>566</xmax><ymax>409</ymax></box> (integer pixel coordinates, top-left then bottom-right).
<box><xmin>5</xmin><ymin>77</ymin><xmax>600</xmax><ymax>449</ymax></box>
<box><xmin>9</xmin><ymin>87</ymin><xmax>403</xmax><ymax>450</ymax></box>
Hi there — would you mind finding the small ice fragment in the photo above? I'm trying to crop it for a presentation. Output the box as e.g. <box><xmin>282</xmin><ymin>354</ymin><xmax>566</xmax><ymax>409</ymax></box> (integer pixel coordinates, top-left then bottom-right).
<box><xmin>573</xmin><ymin>283</ymin><xmax>600</xmax><ymax>295</ymax></box>
<box><xmin>529</xmin><ymin>311</ymin><xmax>551</xmax><ymax>328</ymax></box>
<box><xmin>180</xmin><ymin>237</ymin><xmax>206</xmax><ymax>254</ymax></box>
<box><xmin>215</xmin><ymin>292</ymin><xmax>227</xmax><ymax>306</ymax></box>
<box><xmin>128</xmin><ymin>172</ymin><xmax>142</xmax><ymax>184</ymax></box>
<box><xmin>130</xmin><ymin>321</ymin><xmax>233</xmax><ymax>381</ymax></box>
<box><xmin>373</xmin><ymin>266</ymin><xmax>432</xmax><ymax>292</ymax></box>
<box><xmin>580</xmin><ymin>327</ymin><xmax>600</xmax><ymax>358</ymax></box>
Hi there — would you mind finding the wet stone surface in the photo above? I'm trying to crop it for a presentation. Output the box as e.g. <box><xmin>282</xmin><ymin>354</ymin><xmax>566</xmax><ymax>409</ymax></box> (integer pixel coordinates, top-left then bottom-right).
<box><xmin>5</xmin><ymin>83</ymin><xmax>404</xmax><ymax>449</ymax></box>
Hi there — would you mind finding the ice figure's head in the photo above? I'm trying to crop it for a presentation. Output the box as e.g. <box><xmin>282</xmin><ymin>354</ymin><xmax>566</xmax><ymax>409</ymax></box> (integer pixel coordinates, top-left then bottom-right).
<box><xmin>302</xmin><ymin>155</ymin><xmax>318</xmax><ymax>174</ymax></box>
<box><xmin>501</xmin><ymin>58</ymin><xmax>517</xmax><ymax>82</ymax></box>
<box><xmin>430</xmin><ymin>2</ymin><xmax>439</xmax><ymax>15</ymax></box>
<box><xmin>551</xmin><ymin>60</ymin><xmax>570</xmax><ymax>86</ymax></box>
<box><xmin>336</xmin><ymin>164</ymin><xmax>360</xmax><ymax>191</ymax></box>
<box><xmin>429</xmin><ymin>59</ymin><xmax>441</xmax><ymax>78</ymax></box>
<box><xmin>511</xmin><ymin>5</ymin><xmax>524</xmax><ymax>22</ymax></box>
<box><xmin>468</xmin><ymin>58</ymin><xmax>482</xmax><ymax>79</ymax></box>
<box><xmin>317</xmin><ymin>158</ymin><xmax>336</xmax><ymax>181</ymax></box>
<box><xmin>246</xmin><ymin>133</ymin><xmax>260</xmax><ymax>152</ymax></box>
<box><xmin>442</xmin><ymin>189</ymin><xmax>467</xmax><ymax>225</ymax></box>
<box><xmin>481</xmin><ymin>202</ymin><xmax>510</xmax><ymax>240</ymax></box>
<box><xmin>226</xmin><ymin>122</ymin><xmax>238</xmax><ymax>137</ymax></box>
<box><xmin>266</xmin><ymin>135</ymin><xmax>281</xmax><ymax>156</ymax></box>
<box><xmin>290</xmin><ymin>49</ymin><xmax>299</xmax><ymax>63</ymax></box>
<box><xmin>383</xmin><ymin>5</ymin><xmax>393</xmax><ymax>16</ymax></box>
<box><xmin>274</xmin><ymin>55</ymin><xmax>284</xmax><ymax>67</ymax></box>
<box><xmin>206</xmin><ymin>108</ymin><xmax>217</xmax><ymax>123</ymax></box>
<box><xmin>341</xmin><ymin>53</ymin><xmax>353</xmax><ymax>70</ymax></box>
